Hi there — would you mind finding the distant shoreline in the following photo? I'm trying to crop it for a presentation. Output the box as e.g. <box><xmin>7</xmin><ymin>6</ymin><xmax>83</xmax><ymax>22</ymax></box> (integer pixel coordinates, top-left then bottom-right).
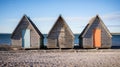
<box><xmin>0</xmin><ymin>33</ymin><xmax>120</xmax><ymax>35</ymax></box>
<box><xmin>111</xmin><ymin>33</ymin><xmax>120</xmax><ymax>35</ymax></box>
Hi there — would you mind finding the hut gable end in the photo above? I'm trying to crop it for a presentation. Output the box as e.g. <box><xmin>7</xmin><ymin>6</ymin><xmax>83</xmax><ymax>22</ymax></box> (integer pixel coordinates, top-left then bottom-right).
<box><xmin>80</xmin><ymin>15</ymin><xmax>112</xmax><ymax>38</ymax></box>
<box><xmin>47</xmin><ymin>15</ymin><xmax>74</xmax><ymax>48</ymax></box>
<box><xmin>11</xmin><ymin>15</ymin><xmax>44</xmax><ymax>39</ymax></box>
<box><xmin>48</xmin><ymin>15</ymin><xmax>74</xmax><ymax>38</ymax></box>
<box><xmin>79</xmin><ymin>15</ymin><xmax>112</xmax><ymax>48</ymax></box>
<box><xmin>11</xmin><ymin>15</ymin><xmax>44</xmax><ymax>49</ymax></box>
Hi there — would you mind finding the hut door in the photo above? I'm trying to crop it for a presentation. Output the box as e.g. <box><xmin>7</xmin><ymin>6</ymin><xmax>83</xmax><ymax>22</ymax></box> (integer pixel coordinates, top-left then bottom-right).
<box><xmin>93</xmin><ymin>28</ymin><xmax>101</xmax><ymax>48</ymax></box>
<box><xmin>22</xmin><ymin>29</ymin><xmax>30</xmax><ymax>48</ymax></box>
<box><xmin>59</xmin><ymin>28</ymin><xmax>65</xmax><ymax>48</ymax></box>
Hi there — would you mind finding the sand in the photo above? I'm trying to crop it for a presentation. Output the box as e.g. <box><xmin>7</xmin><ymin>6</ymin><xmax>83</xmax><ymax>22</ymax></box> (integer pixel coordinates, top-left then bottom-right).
<box><xmin>0</xmin><ymin>50</ymin><xmax>120</xmax><ymax>67</ymax></box>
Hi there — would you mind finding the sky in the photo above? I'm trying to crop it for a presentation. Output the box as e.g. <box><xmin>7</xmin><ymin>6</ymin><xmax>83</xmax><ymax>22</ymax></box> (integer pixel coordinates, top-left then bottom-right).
<box><xmin>0</xmin><ymin>0</ymin><xmax>120</xmax><ymax>34</ymax></box>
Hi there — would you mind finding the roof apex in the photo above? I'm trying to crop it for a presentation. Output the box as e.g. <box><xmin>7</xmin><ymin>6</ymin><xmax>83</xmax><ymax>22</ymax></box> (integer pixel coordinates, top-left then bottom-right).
<box><xmin>59</xmin><ymin>14</ymin><xmax>62</xmax><ymax>17</ymax></box>
<box><xmin>22</xmin><ymin>14</ymin><xmax>28</xmax><ymax>18</ymax></box>
<box><xmin>58</xmin><ymin>14</ymin><xmax>63</xmax><ymax>19</ymax></box>
<box><xmin>79</xmin><ymin>15</ymin><xmax>112</xmax><ymax>38</ymax></box>
<box><xmin>96</xmin><ymin>14</ymin><xmax>99</xmax><ymax>17</ymax></box>
<box><xmin>47</xmin><ymin>15</ymin><xmax>74</xmax><ymax>38</ymax></box>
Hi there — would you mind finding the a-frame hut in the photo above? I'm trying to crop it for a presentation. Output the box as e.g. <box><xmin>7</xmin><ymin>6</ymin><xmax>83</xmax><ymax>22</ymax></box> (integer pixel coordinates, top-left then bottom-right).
<box><xmin>11</xmin><ymin>15</ymin><xmax>44</xmax><ymax>49</ymax></box>
<box><xmin>79</xmin><ymin>15</ymin><xmax>112</xmax><ymax>48</ymax></box>
<box><xmin>47</xmin><ymin>15</ymin><xmax>74</xmax><ymax>48</ymax></box>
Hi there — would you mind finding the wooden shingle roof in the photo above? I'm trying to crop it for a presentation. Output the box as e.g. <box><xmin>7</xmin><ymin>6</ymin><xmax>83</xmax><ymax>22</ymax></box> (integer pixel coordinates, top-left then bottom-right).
<box><xmin>79</xmin><ymin>15</ymin><xmax>112</xmax><ymax>38</ymax></box>
<box><xmin>11</xmin><ymin>15</ymin><xmax>44</xmax><ymax>38</ymax></box>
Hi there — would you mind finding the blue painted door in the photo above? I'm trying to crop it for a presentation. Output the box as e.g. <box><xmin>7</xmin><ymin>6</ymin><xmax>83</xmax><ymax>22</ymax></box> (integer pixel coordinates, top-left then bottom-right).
<box><xmin>22</xmin><ymin>29</ymin><xmax>30</xmax><ymax>48</ymax></box>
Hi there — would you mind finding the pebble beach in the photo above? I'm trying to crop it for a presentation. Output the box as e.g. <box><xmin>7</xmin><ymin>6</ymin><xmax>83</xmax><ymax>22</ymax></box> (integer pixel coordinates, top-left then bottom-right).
<box><xmin>0</xmin><ymin>49</ymin><xmax>120</xmax><ymax>67</ymax></box>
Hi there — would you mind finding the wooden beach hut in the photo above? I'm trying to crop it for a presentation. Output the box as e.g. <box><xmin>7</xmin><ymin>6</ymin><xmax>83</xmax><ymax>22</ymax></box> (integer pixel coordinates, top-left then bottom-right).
<box><xmin>11</xmin><ymin>15</ymin><xmax>44</xmax><ymax>49</ymax></box>
<box><xmin>47</xmin><ymin>15</ymin><xmax>74</xmax><ymax>48</ymax></box>
<box><xmin>79</xmin><ymin>15</ymin><xmax>112</xmax><ymax>48</ymax></box>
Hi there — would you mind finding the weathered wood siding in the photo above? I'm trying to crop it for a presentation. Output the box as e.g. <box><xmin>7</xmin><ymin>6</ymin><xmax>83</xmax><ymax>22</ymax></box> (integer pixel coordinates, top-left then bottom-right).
<box><xmin>80</xmin><ymin>16</ymin><xmax>112</xmax><ymax>48</ymax></box>
<box><xmin>64</xmin><ymin>28</ymin><xmax>74</xmax><ymax>48</ymax></box>
<box><xmin>47</xmin><ymin>21</ymin><xmax>60</xmax><ymax>48</ymax></box>
<box><xmin>47</xmin><ymin>16</ymin><xmax>74</xmax><ymax>48</ymax></box>
<box><xmin>11</xmin><ymin>16</ymin><xmax>44</xmax><ymax>49</ymax></box>
<box><xmin>101</xmin><ymin>26</ymin><xmax>112</xmax><ymax>48</ymax></box>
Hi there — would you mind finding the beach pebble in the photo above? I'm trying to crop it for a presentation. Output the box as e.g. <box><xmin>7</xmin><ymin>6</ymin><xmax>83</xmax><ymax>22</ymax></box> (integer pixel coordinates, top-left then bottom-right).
<box><xmin>0</xmin><ymin>50</ymin><xmax>120</xmax><ymax>67</ymax></box>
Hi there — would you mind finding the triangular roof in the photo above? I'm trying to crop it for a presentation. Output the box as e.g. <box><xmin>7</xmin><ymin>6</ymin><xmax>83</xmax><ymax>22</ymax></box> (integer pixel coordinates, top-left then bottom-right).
<box><xmin>47</xmin><ymin>15</ymin><xmax>74</xmax><ymax>37</ymax></box>
<box><xmin>79</xmin><ymin>15</ymin><xmax>112</xmax><ymax>38</ymax></box>
<box><xmin>11</xmin><ymin>15</ymin><xmax>44</xmax><ymax>38</ymax></box>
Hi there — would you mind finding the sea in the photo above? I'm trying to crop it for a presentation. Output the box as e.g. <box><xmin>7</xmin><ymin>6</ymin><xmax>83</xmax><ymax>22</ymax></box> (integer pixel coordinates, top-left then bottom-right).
<box><xmin>0</xmin><ymin>34</ymin><xmax>120</xmax><ymax>46</ymax></box>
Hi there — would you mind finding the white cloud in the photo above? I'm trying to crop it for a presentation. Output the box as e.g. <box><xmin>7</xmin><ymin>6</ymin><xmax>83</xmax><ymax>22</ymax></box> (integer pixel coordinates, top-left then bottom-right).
<box><xmin>102</xmin><ymin>12</ymin><xmax>120</xmax><ymax>20</ymax></box>
<box><xmin>5</xmin><ymin>18</ymin><xmax>19</xmax><ymax>23</ymax></box>
<box><xmin>32</xmin><ymin>17</ymin><xmax>56</xmax><ymax>22</ymax></box>
<box><xmin>1</xmin><ymin>11</ymin><xmax>120</xmax><ymax>33</ymax></box>
<box><xmin>32</xmin><ymin>16</ymin><xmax>90</xmax><ymax>23</ymax></box>
<box><xmin>107</xmin><ymin>25</ymin><xmax>120</xmax><ymax>27</ymax></box>
<box><xmin>65</xmin><ymin>17</ymin><xmax>90</xmax><ymax>22</ymax></box>
<box><xmin>4</xmin><ymin>11</ymin><xmax>120</xmax><ymax>23</ymax></box>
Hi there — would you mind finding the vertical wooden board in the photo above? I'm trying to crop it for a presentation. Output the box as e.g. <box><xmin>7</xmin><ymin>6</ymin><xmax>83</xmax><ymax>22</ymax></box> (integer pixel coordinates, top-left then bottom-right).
<box><xmin>59</xmin><ymin>32</ymin><xmax>65</xmax><ymax>48</ymax></box>
<box><xmin>22</xmin><ymin>29</ymin><xmax>30</xmax><ymax>48</ymax></box>
<box><xmin>48</xmin><ymin>39</ymin><xmax>57</xmax><ymax>48</ymax></box>
<box><xmin>93</xmin><ymin>28</ymin><xmax>101</xmax><ymax>48</ymax></box>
